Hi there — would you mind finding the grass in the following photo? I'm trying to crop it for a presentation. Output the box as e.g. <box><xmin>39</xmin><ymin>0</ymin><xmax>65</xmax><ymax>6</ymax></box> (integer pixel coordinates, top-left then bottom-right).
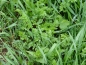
<box><xmin>0</xmin><ymin>0</ymin><xmax>86</xmax><ymax>65</ymax></box>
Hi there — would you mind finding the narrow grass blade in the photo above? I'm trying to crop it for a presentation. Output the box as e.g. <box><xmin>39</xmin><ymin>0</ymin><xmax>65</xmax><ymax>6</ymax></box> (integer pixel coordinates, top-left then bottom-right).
<box><xmin>38</xmin><ymin>46</ymin><xmax>47</xmax><ymax>64</ymax></box>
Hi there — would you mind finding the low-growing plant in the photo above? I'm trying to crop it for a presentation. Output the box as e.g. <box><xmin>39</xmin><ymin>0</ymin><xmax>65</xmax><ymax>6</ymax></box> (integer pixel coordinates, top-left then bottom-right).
<box><xmin>0</xmin><ymin>0</ymin><xmax>86</xmax><ymax>65</ymax></box>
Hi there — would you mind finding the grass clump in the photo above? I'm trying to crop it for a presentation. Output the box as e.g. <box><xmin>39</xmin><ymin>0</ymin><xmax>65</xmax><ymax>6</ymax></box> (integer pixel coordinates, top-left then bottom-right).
<box><xmin>0</xmin><ymin>0</ymin><xmax>86</xmax><ymax>65</ymax></box>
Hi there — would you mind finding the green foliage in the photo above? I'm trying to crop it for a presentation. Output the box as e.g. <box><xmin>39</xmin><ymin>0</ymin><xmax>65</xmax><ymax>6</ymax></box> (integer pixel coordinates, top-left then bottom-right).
<box><xmin>0</xmin><ymin>0</ymin><xmax>86</xmax><ymax>65</ymax></box>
